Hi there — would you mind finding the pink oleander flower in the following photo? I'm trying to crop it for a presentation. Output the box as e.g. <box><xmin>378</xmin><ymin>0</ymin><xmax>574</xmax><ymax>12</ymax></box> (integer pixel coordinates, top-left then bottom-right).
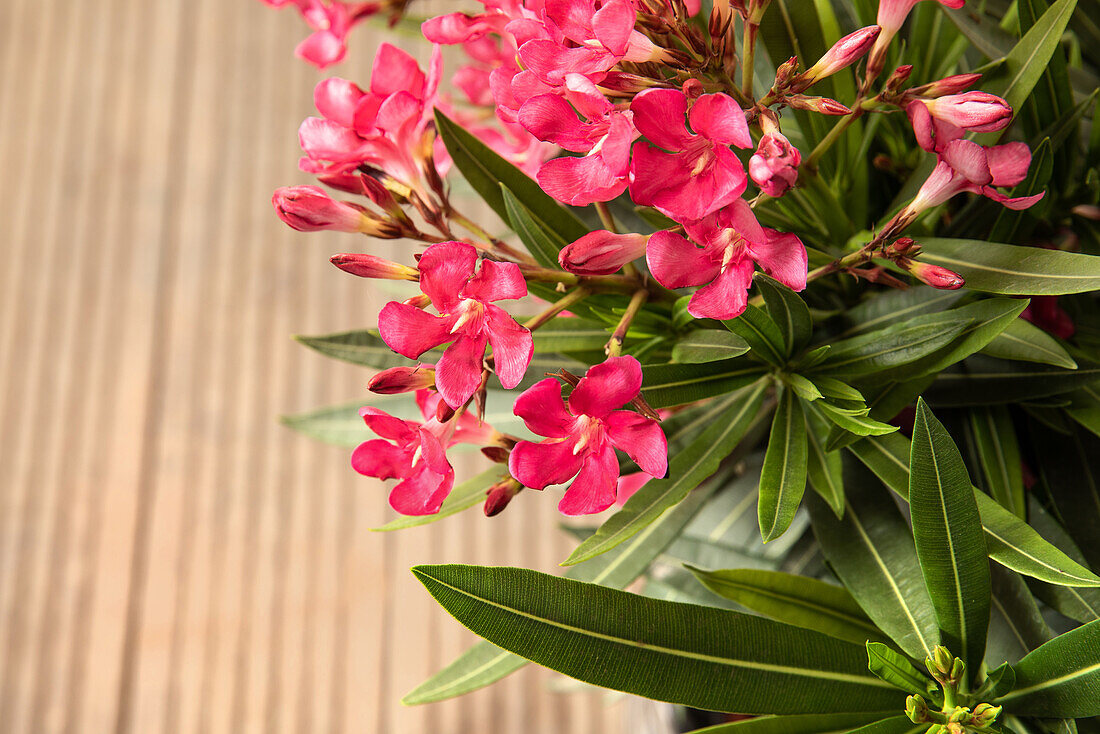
<box><xmin>906</xmin><ymin>92</ymin><xmax>1013</xmax><ymax>152</ymax></box>
<box><xmin>793</xmin><ymin>25</ymin><xmax>881</xmax><ymax>91</ymax></box>
<box><xmin>867</xmin><ymin>0</ymin><xmax>965</xmax><ymax>78</ymax></box>
<box><xmin>298</xmin><ymin>43</ymin><xmax>442</xmax><ymax>188</ymax></box>
<box><xmin>368</xmin><ymin>364</ymin><xmax>437</xmax><ymax>394</ymax></box>
<box><xmin>352</xmin><ymin>389</ymin><xmax>499</xmax><ymax>515</ymax></box>
<box><xmin>519</xmin><ymin>74</ymin><xmax>639</xmax><ymax>205</ymax></box>
<box><xmin>378</xmin><ymin>242</ymin><xmax>533</xmax><ymax>409</ymax></box>
<box><xmin>910</xmin><ymin>73</ymin><xmax>982</xmax><ymax>98</ymax></box>
<box><xmin>559</xmin><ymin>230</ymin><xmax>650</xmax><ymax>274</ymax></box>
<box><xmin>508</xmin><ymin>356</ymin><xmax>667</xmax><ymax>515</ymax></box>
<box><xmin>272</xmin><ymin>185</ymin><xmax>374</xmax><ymax>232</ymax></box>
<box><xmin>330</xmin><ymin>252</ymin><xmax>419</xmax><ymax>280</ymax></box>
<box><xmin>261</xmin><ymin>0</ymin><xmax>379</xmax><ymax>68</ymax></box>
<box><xmin>647</xmin><ymin>198</ymin><xmax>808</xmax><ymax>320</ymax></box>
<box><xmin>629</xmin><ymin>88</ymin><xmax>752</xmax><ymax>222</ymax></box>
<box><xmin>904</xmin><ymin>139</ymin><xmax>1044</xmax><ymax>216</ymax></box>
<box><xmin>908</xmin><ymin>261</ymin><xmax>964</xmax><ymax>289</ymax></box>
<box><xmin>749</xmin><ymin>131</ymin><xmax>801</xmax><ymax>198</ymax></box>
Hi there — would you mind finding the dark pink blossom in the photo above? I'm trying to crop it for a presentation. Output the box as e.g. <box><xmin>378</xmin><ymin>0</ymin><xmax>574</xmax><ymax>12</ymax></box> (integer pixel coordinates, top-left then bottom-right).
<box><xmin>647</xmin><ymin>199</ymin><xmax>808</xmax><ymax>320</ymax></box>
<box><xmin>793</xmin><ymin>25</ymin><xmax>880</xmax><ymax>91</ymax></box>
<box><xmin>351</xmin><ymin>389</ymin><xmax>499</xmax><ymax>515</ymax></box>
<box><xmin>508</xmin><ymin>357</ymin><xmax>667</xmax><ymax>515</ymax></box>
<box><xmin>261</xmin><ymin>0</ymin><xmax>379</xmax><ymax>68</ymax></box>
<box><xmin>629</xmin><ymin>88</ymin><xmax>752</xmax><ymax>222</ymax></box>
<box><xmin>558</xmin><ymin>230</ymin><xmax>650</xmax><ymax>275</ymax></box>
<box><xmin>748</xmin><ymin>131</ymin><xmax>801</xmax><ymax>198</ymax></box>
<box><xmin>906</xmin><ymin>92</ymin><xmax>1012</xmax><ymax>153</ymax></box>
<box><xmin>519</xmin><ymin>74</ymin><xmax>639</xmax><ymax>204</ymax></box>
<box><xmin>272</xmin><ymin>185</ymin><xmax>372</xmax><ymax>232</ymax></box>
<box><xmin>905</xmin><ymin>139</ymin><xmax>1044</xmax><ymax>215</ymax></box>
<box><xmin>867</xmin><ymin>0</ymin><xmax>965</xmax><ymax>77</ymax></box>
<box><xmin>378</xmin><ymin>242</ymin><xmax>533</xmax><ymax>409</ymax></box>
<box><xmin>908</xmin><ymin>262</ymin><xmax>964</xmax><ymax>289</ymax></box>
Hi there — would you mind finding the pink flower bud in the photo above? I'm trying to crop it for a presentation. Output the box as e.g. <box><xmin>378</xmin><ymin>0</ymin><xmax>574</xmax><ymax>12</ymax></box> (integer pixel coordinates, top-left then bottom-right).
<box><xmin>272</xmin><ymin>185</ymin><xmax>371</xmax><ymax>232</ymax></box>
<box><xmin>795</xmin><ymin>26</ymin><xmax>880</xmax><ymax>91</ymax></box>
<box><xmin>483</xmin><ymin>477</ymin><xmax>523</xmax><ymax>517</ymax></box>
<box><xmin>786</xmin><ymin>95</ymin><xmax>851</xmax><ymax>115</ymax></box>
<box><xmin>911</xmin><ymin>73</ymin><xmax>982</xmax><ymax>97</ymax></box>
<box><xmin>558</xmin><ymin>231</ymin><xmax>650</xmax><ymax>275</ymax></box>
<box><xmin>749</xmin><ymin>132</ymin><xmax>802</xmax><ymax>197</ymax></box>
<box><xmin>909</xmin><ymin>261</ymin><xmax>964</xmax><ymax>289</ymax></box>
<box><xmin>368</xmin><ymin>365</ymin><xmax>436</xmax><ymax>395</ymax></box>
<box><xmin>922</xmin><ymin>92</ymin><xmax>1013</xmax><ymax>133</ymax></box>
<box><xmin>329</xmin><ymin>253</ymin><xmax>419</xmax><ymax>281</ymax></box>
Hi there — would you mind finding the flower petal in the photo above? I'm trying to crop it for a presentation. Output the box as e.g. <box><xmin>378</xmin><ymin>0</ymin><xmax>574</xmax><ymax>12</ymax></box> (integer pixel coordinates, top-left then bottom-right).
<box><xmin>559</xmin><ymin>230</ymin><xmax>649</xmax><ymax>275</ymax></box>
<box><xmin>370</xmin><ymin>43</ymin><xmax>426</xmax><ymax>98</ymax></box>
<box><xmin>295</xmin><ymin>30</ymin><xmax>346</xmax><ymax>69</ymax></box>
<box><xmin>986</xmin><ymin>141</ymin><xmax>1032</xmax><ymax>188</ymax></box>
<box><xmin>559</xmin><ymin>444</ymin><xmax>619</xmax><ymax>515</ymax></box>
<box><xmin>605</xmin><ymin>410</ymin><xmax>668</xmax><ymax>478</ymax></box>
<box><xmin>627</xmin><ymin>141</ymin><xmax>692</xmax><ymax>211</ymax></box>
<box><xmin>688</xmin><ymin>93</ymin><xmax>751</xmax><ymax>148</ymax></box>
<box><xmin>509</xmin><ymin>438</ymin><xmax>585</xmax><ymax>489</ymax></box>
<box><xmin>980</xmin><ymin>188</ymin><xmax>1045</xmax><ymax>210</ymax></box>
<box><xmin>592</xmin><ymin>0</ymin><xmax>637</xmax><ymax>57</ymax></box>
<box><xmin>388</xmin><ymin>460</ymin><xmax>454</xmax><ymax>515</ymax></box>
<box><xmin>647</xmin><ymin>230</ymin><xmax>720</xmax><ymax>289</ymax></box>
<box><xmin>435</xmin><ymin>334</ymin><xmax>489</xmax><ymax>408</ymax></box>
<box><xmin>377</xmin><ymin>301</ymin><xmax>453</xmax><ymax>359</ymax></box>
<box><xmin>513</xmin><ymin>378</ymin><xmax>577</xmax><ymax>438</ymax></box>
<box><xmin>688</xmin><ymin>259</ymin><xmax>755</xmax><ymax>320</ymax></box>
<box><xmin>359</xmin><ymin>406</ymin><xmax>418</xmax><ymax>443</ymax></box>
<box><xmin>517</xmin><ymin>94</ymin><xmax>594</xmax><ymax>150</ymax></box>
<box><xmin>313</xmin><ymin>78</ymin><xmax>364</xmax><ymax>128</ymax></box>
<box><xmin>463</xmin><ymin>260</ymin><xmax>528</xmax><ymax>303</ymax></box>
<box><xmin>942</xmin><ymin>139</ymin><xmax>992</xmax><ymax>186</ymax></box>
<box><xmin>486</xmin><ymin>304</ymin><xmax>533</xmax><ymax>390</ymax></box>
<box><xmin>568</xmin><ymin>355</ymin><xmax>642</xmax><ymax>419</ymax></box>
<box><xmin>418</xmin><ymin>241</ymin><xmax>478</xmax><ymax>312</ymax></box>
<box><xmin>630</xmin><ymin>88</ymin><xmax>693</xmax><ymax>151</ymax></box>
<box><xmin>747</xmin><ymin>229</ymin><xmax>809</xmax><ymax>292</ymax></box>
<box><xmin>351</xmin><ymin>439</ymin><xmax>411</xmax><ymax>480</ymax></box>
<box><xmin>537</xmin><ymin>154</ymin><xmax>629</xmax><ymax>206</ymax></box>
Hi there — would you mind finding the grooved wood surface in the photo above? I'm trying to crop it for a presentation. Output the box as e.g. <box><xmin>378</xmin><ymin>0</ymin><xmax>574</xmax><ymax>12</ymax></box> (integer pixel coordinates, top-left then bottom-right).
<box><xmin>0</xmin><ymin>2</ymin><xmax>623</xmax><ymax>731</ymax></box>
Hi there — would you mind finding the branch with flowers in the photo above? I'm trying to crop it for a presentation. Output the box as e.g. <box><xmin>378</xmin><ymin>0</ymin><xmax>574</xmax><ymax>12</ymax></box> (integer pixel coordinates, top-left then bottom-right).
<box><xmin>265</xmin><ymin>0</ymin><xmax>1100</xmax><ymax>729</ymax></box>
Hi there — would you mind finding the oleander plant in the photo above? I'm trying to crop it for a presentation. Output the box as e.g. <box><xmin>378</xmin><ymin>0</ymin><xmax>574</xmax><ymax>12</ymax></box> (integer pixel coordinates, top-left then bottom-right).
<box><xmin>265</xmin><ymin>0</ymin><xmax>1100</xmax><ymax>730</ymax></box>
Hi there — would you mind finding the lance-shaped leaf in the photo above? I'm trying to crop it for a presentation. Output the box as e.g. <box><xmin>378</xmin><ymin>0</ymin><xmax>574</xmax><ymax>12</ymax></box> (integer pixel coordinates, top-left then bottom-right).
<box><xmin>841</xmin><ymin>287</ymin><xmax>965</xmax><ymax>339</ymax></box>
<box><xmin>296</xmin><ymin>329</ymin><xmax>416</xmax><ymax>369</ymax></box>
<box><xmin>529</xmin><ymin>317</ymin><xmax>611</xmax><ymax>353</ymax></box>
<box><xmin>756</xmin><ymin>274</ymin><xmax>812</xmax><ymax>357</ymax></box>
<box><xmin>413</xmin><ymin>565</ymin><xmax>907</xmax><ymax>714</ymax></box>
<box><xmin>866</xmin><ymin>642</ymin><xmax>933</xmax><ymax>696</ymax></box>
<box><xmin>281</xmin><ymin>397</ymin><xmax>401</xmax><ymax>448</ymax></box>
<box><xmin>724</xmin><ymin>304</ymin><xmax>787</xmax><ymax>366</ymax></box>
<box><xmin>815</xmin><ymin>313</ymin><xmax>970</xmax><ymax>377</ymax></box>
<box><xmin>806</xmin><ymin>405</ymin><xmax>845</xmax><ymax>518</ymax></box>
<box><xmin>926</xmin><ymin>358</ymin><xmax>1100</xmax><ymax>407</ymax></box>
<box><xmin>919</xmin><ymin>239</ymin><xmax>1100</xmax><ymax>296</ymax></box>
<box><xmin>1030</xmin><ymin>424</ymin><xmax>1100</xmax><ymax>570</ymax></box>
<box><xmin>997</xmin><ymin>620</ymin><xmax>1100</xmax><ymax>718</ymax></box>
<box><xmin>807</xmin><ymin>468</ymin><xmax>941</xmax><ymax>661</ymax></box>
<box><xmin>968</xmin><ymin>405</ymin><xmax>1026</xmax><ymax>518</ymax></box>
<box><xmin>374</xmin><ymin>467</ymin><xmax>506</xmax><ymax>531</ymax></box>
<box><xmin>847</xmin><ymin>433</ymin><xmax>1100</xmax><ymax>588</ymax></box>
<box><xmin>1027</xmin><ymin>500</ymin><xmax>1100</xmax><ymax>625</ymax></box>
<box><xmin>501</xmin><ymin>185</ymin><xmax>566</xmax><ymax>269</ymax></box>
<box><xmin>402</xmin><ymin>477</ymin><xmax>719</xmax><ymax>704</ymax></box>
<box><xmin>684</xmin><ymin>712</ymin><xmax>888</xmax><ymax>733</ymax></box>
<box><xmin>673</xmin><ymin>330</ymin><xmax>752</xmax><ymax>363</ymax></box>
<box><xmin>759</xmin><ymin>387</ymin><xmax>809</xmax><ymax>542</ymax></box>
<box><xmin>564</xmin><ymin>379</ymin><xmax>770</xmax><ymax>565</ymax></box>
<box><xmin>979</xmin><ymin>315</ymin><xmax>1077</xmax><ymax>370</ymax></box>
<box><xmin>689</xmin><ymin>566</ymin><xmax>889</xmax><ymax>647</ymax></box>
<box><xmin>987</xmin><ymin>565</ymin><xmax>1052</xmax><ymax>667</ymax></box>
<box><xmin>846</xmin><ymin>716</ymin><xmax>927</xmax><ymax>733</ymax></box>
<box><xmin>909</xmin><ymin>399</ymin><xmax>991</xmax><ymax>671</ymax></box>
<box><xmin>640</xmin><ymin>360</ymin><xmax>768</xmax><ymax>410</ymax></box>
<box><xmin>434</xmin><ymin>109</ymin><xmax>588</xmax><ymax>242</ymax></box>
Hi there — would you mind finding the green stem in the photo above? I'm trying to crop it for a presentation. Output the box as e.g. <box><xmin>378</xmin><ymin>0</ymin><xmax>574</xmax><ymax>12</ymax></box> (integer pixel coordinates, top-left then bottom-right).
<box><xmin>523</xmin><ymin>287</ymin><xmax>591</xmax><ymax>331</ymax></box>
<box><xmin>606</xmin><ymin>289</ymin><xmax>649</xmax><ymax>357</ymax></box>
<box><xmin>740</xmin><ymin>22</ymin><xmax>757</xmax><ymax>99</ymax></box>
<box><xmin>804</xmin><ymin>110</ymin><xmax>861</xmax><ymax>170</ymax></box>
<box><xmin>595</xmin><ymin>201</ymin><xmax>618</xmax><ymax>233</ymax></box>
<box><xmin>448</xmin><ymin>207</ymin><xmax>537</xmax><ymax>265</ymax></box>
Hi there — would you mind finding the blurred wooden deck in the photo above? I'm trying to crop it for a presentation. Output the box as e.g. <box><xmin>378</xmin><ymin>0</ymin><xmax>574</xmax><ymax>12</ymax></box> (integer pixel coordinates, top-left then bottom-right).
<box><xmin>0</xmin><ymin>1</ymin><xmax>622</xmax><ymax>732</ymax></box>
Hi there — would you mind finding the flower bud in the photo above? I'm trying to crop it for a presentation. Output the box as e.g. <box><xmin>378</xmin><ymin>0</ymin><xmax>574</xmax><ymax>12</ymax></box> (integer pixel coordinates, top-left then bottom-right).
<box><xmin>785</xmin><ymin>95</ymin><xmax>851</xmax><ymax>115</ymax></box>
<box><xmin>910</xmin><ymin>73</ymin><xmax>982</xmax><ymax>97</ymax></box>
<box><xmin>404</xmin><ymin>293</ymin><xmax>432</xmax><ymax>309</ymax></box>
<box><xmin>484</xmin><ymin>477</ymin><xmax>522</xmax><ymax>516</ymax></box>
<box><xmin>480</xmin><ymin>446</ymin><xmax>510</xmax><ymax>464</ymax></box>
<box><xmin>905</xmin><ymin>695</ymin><xmax>930</xmax><ymax>723</ymax></box>
<box><xmin>920</xmin><ymin>92</ymin><xmax>1013</xmax><ymax>133</ymax></box>
<box><xmin>273</xmin><ymin>185</ymin><xmax>376</xmax><ymax>233</ymax></box>
<box><xmin>909</xmin><ymin>262</ymin><xmax>965</xmax><ymax>290</ymax></box>
<box><xmin>794</xmin><ymin>26</ymin><xmax>880</xmax><ymax>91</ymax></box>
<box><xmin>970</xmin><ymin>703</ymin><xmax>1002</xmax><ymax>728</ymax></box>
<box><xmin>927</xmin><ymin>646</ymin><xmax>954</xmax><ymax>679</ymax></box>
<box><xmin>330</xmin><ymin>253</ymin><xmax>420</xmax><ymax>280</ymax></box>
<box><xmin>773</xmin><ymin>56</ymin><xmax>799</xmax><ymax>89</ymax></box>
<box><xmin>368</xmin><ymin>365</ymin><xmax>436</xmax><ymax>394</ymax></box>
<box><xmin>749</xmin><ymin>132</ymin><xmax>802</xmax><ymax>197</ymax></box>
<box><xmin>559</xmin><ymin>231</ymin><xmax>650</xmax><ymax>275</ymax></box>
<box><xmin>881</xmin><ymin>64</ymin><xmax>914</xmax><ymax>97</ymax></box>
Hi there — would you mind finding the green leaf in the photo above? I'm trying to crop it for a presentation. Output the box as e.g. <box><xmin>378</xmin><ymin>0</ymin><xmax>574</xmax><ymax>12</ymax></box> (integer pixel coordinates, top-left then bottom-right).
<box><xmin>684</xmin><ymin>712</ymin><xmax>888</xmax><ymax>734</ymax></box>
<box><xmin>817</xmin><ymin>402</ymin><xmax>899</xmax><ymax>440</ymax></box>
<box><xmin>806</xmin><ymin>406</ymin><xmax>845</xmax><ymax>518</ymax></box>
<box><xmin>759</xmin><ymin>387</ymin><xmax>809</xmax><ymax>543</ymax></box>
<box><xmin>724</xmin><ymin>304</ymin><xmax>788</xmax><ymax>366</ymax></box>
<box><xmin>842</xmin><ymin>287</ymin><xmax>965</xmax><ymax>338</ymax></box>
<box><xmin>848</xmin><ymin>433</ymin><xmax>1100</xmax><ymax>588</ymax></box>
<box><xmin>295</xmin><ymin>329</ymin><xmax>412</xmax><ymax>370</ymax></box>
<box><xmin>564</xmin><ymin>379</ymin><xmax>770</xmax><ymax>565</ymax></box>
<box><xmin>926</xmin><ymin>357</ymin><xmax>1100</xmax><ymax>406</ymax></box>
<box><xmin>806</xmin><ymin>464</ymin><xmax>942</xmax><ymax>661</ymax></box>
<box><xmin>919</xmin><ymin>239</ymin><xmax>1100</xmax><ymax>295</ymax></box>
<box><xmin>529</xmin><ymin>317</ymin><xmax>610</xmax><ymax>353</ymax></box>
<box><xmin>987</xmin><ymin>565</ymin><xmax>1052</xmax><ymax>666</ymax></box>
<box><xmin>434</xmin><ymin>109</ymin><xmax>588</xmax><ymax>242</ymax></box>
<box><xmin>979</xmin><ymin>317</ymin><xmax>1077</xmax><ymax>369</ymax></box>
<box><xmin>998</xmin><ymin>620</ymin><xmax>1100</xmax><ymax>718</ymax></box>
<box><xmin>688</xmin><ymin>567</ymin><xmax>887</xmax><ymax>647</ymax></box>
<box><xmin>401</xmin><ymin>477</ymin><xmax>719</xmax><ymax>704</ymax></box>
<box><xmin>501</xmin><ymin>185</ymin><xmax>570</xmax><ymax>269</ymax></box>
<box><xmin>412</xmin><ymin>565</ymin><xmax>906</xmax><ymax>714</ymax></box>
<box><xmin>373</xmin><ymin>467</ymin><xmax>504</xmax><ymax>531</ymax></box>
<box><xmin>788</xmin><ymin>374</ymin><xmax>825</xmax><ymax>402</ymax></box>
<box><xmin>672</xmin><ymin>329</ymin><xmax>752</xmax><ymax>363</ymax></box>
<box><xmin>640</xmin><ymin>359</ymin><xmax>768</xmax><ymax>409</ymax></box>
<box><xmin>845</xmin><ymin>716</ymin><xmax>927</xmax><ymax>734</ymax></box>
<box><xmin>909</xmin><ymin>399</ymin><xmax>991</xmax><ymax>672</ymax></box>
<box><xmin>756</xmin><ymin>274</ymin><xmax>813</xmax><ymax>358</ymax></box>
<box><xmin>968</xmin><ymin>406</ymin><xmax>1026</xmax><ymax>518</ymax></box>
<box><xmin>280</xmin><ymin>398</ymin><xmax>384</xmax><ymax>448</ymax></box>
<box><xmin>1031</xmin><ymin>425</ymin><xmax>1100</xmax><ymax>570</ymax></box>
<box><xmin>866</xmin><ymin>642</ymin><xmax>933</xmax><ymax>696</ymax></box>
<box><xmin>816</xmin><ymin>314</ymin><xmax>971</xmax><ymax>377</ymax></box>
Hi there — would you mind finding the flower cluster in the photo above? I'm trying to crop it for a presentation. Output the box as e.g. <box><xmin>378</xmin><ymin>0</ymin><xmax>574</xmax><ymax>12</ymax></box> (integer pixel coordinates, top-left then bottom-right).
<box><xmin>263</xmin><ymin>0</ymin><xmax>1044</xmax><ymax>518</ymax></box>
